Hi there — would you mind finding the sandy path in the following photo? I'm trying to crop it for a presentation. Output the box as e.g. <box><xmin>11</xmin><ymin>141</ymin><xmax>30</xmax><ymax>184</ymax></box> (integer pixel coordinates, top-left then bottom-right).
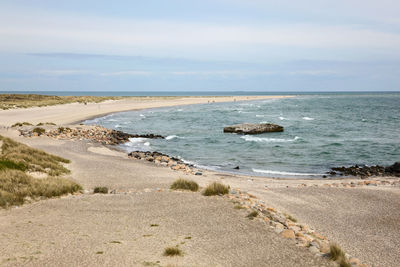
<box><xmin>0</xmin><ymin>96</ymin><xmax>291</xmax><ymax>126</ymax></box>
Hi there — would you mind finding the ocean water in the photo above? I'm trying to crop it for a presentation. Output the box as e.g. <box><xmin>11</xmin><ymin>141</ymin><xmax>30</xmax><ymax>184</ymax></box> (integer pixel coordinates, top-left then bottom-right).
<box><xmin>85</xmin><ymin>93</ymin><xmax>400</xmax><ymax>178</ymax></box>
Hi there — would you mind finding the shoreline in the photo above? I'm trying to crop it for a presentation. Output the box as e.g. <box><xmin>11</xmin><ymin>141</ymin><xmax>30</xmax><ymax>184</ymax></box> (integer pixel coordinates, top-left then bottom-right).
<box><xmin>0</xmin><ymin>95</ymin><xmax>294</xmax><ymax>127</ymax></box>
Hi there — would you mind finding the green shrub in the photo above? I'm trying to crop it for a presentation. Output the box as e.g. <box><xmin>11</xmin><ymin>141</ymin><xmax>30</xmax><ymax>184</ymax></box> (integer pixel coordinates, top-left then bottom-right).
<box><xmin>170</xmin><ymin>178</ymin><xmax>199</xmax><ymax>192</ymax></box>
<box><xmin>202</xmin><ymin>182</ymin><xmax>229</xmax><ymax>196</ymax></box>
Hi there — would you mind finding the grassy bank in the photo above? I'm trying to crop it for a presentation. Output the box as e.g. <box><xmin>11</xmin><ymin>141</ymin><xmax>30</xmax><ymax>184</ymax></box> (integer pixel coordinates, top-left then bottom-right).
<box><xmin>0</xmin><ymin>94</ymin><xmax>122</xmax><ymax>110</ymax></box>
<box><xmin>0</xmin><ymin>135</ymin><xmax>81</xmax><ymax>208</ymax></box>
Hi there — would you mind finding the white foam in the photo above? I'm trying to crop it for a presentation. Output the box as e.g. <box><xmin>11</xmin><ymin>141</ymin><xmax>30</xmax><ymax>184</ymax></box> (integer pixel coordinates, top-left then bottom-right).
<box><xmin>166</xmin><ymin>135</ymin><xmax>183</xmax><ymax>140</ymax></box>
<box><xmin>241</xmin><ymin>135</ymin><xmax>300</xmax><ymax>143</ymax></box>
<box><xmin>114</xmin><ymin>124</ymin><xmax>122</xmax><ymax>128</ymax></box>
<box><xmin>256</xmin><ymin>114</ymin><xmax>265</xmax><ymax>117</ymax></box>
<box><xmin>302</xmin><ymin>117</ymin><xmax>315</xmax><ymax>120</ymax></box>
<box><xmin>140</xmin><ymin>114</ymin><xmax>145</xmax><ymax>117</ymax></box>
<box><xmin>279</xmin><ymin>116</ymin><xmax>287</xmax><ymax>120</ymax></box>
<box><xmin>252</xmin><ymin>168</ymin><xmax>323</xmax><ymax>176</ymax></box>
<box><xmin>122</xmin><ymin>137</ymin><xmax>151</xmax><ymax>151</ymax></box>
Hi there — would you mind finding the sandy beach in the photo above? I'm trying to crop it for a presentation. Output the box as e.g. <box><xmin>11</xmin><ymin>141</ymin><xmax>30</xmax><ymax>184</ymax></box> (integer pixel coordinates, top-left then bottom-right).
<box><xmin>1</xmin><ymin>96</ymin><xmax>399</xmax><ymax>267</ymax></box>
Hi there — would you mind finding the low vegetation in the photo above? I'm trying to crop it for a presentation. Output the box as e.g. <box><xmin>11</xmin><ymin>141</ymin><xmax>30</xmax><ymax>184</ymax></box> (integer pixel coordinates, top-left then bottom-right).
<box><xmin>93</xmin><ymin>187</ymin><xmax>108</xmax><ymax>194</ymax></box>
<box><xmin>0</xmin><ymin>94</ymin><xmax>122</xmax><ymax>110</ymax></box>
<box><xmin>163</xmin><ymin>247</ymin><xmax>182</xmax><ymax>257</ymax></box>
<box><xmin>32</xmin><ymin>127</ymin><xmax>46</xmax><ymax>136</ymax></box>
<box><xmin>11</xmin><ymin>122</ymin><xmax>32</xmax><ymax>127</ymax></box>
<box><xmin>328</xmin><ymin>243</ymin><xmax>350</xmax><ymax>266</ymax></box>
<box><xmin>246</xmin><ymin>211</ymin><xmax>258</xmax><ymax>220</ymax></box>
<box><xmin>36</xmin><ymin>122</ymin><xmax>56</xmax><ymax>126</ymax></box>
<box><xmin>285</xmin><ymin>214</ymin><xmax>297</xmax><ymax>222</ymax></box>
<box><xmin>170</xmin><ymin>178</ymin><xmax>199</xmax><ymax>192</ymax></box>
<box><xmin>0</xmin><ymin>135</ymin><xmax>81</xmax><ymax>208</ymax></box>
<box><xmin>328</xmin><ymin>243</ymin><xmax>346</xmax><ymax>261</ymax></box>
<box><xmin>202</xmin><ymin>181</ymin><xmax>230</xmax><ymax>196</ymax></box>
<box><xmin>0</xmin><ymin>135</ymin><xmax>70</xmax><ymax>176</ymax></box>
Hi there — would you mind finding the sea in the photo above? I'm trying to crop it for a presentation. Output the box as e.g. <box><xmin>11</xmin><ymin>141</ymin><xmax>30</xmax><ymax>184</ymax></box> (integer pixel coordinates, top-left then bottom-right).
<box><xmin>74</xmin><ymin>91</ymin><xmax>400</xmax><ymax>178</ymax></box>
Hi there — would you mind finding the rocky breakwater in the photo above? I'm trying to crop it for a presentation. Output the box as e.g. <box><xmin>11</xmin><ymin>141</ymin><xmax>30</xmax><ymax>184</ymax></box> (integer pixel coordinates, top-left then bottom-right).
<box><xmin>329</xmin><ymin>162</ymin><xmax>400</xmax><ymax>178</ymax></box>
<box><xmin>128</xmin><ymin>151</ymin><xmax>196</xmax><ymax>174</ymax></box>
<box><xmin>223</xmin><ymin>123</ymin><xmax>283</xmax><ymax>134</ymax></box>
<box><xmin>19</xmin><ymin>125</ymin><xmax>164</xmax><ymax>145</ymax></box>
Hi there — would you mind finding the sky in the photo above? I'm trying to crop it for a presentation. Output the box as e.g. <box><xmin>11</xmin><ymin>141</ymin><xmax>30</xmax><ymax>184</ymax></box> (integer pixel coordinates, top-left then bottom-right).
<box><xmin>0</xmin><ymin>0</ymin><xmax>400</xmax><ymax>92</ymax></box>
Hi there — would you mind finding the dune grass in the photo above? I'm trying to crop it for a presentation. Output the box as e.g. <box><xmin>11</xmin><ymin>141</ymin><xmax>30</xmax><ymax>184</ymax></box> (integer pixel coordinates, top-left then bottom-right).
<box><xmin>0</xmin><ymin>135</ymin><xmax>70</xmax><ymax>176</ymax></box>
<box><xmin>0</xmin><ymin>135</ymin><xmax>81</xmax><ymax>208</ymax></box>
<box><xmin>170</xmin><ymin>178</ymin><xmax>199</xmax><ymax>192</ymax></box>
<box><xmin>246</xmin><ymin>211</ymin><xmax>258</xmax><ymax>220</ymax></box>
<box><xmin>328</xmin><ymin>243</ymin><xmax>346</xmax><ymax>261</ymax></box>
<box><xmin>202</xmin><ymin>182</ymin><xmax>230</xmax><ymax>196</ymax></box>
<box><xmin>93</xmin><ymin>186</ymin><xmax>108</xmax><ymax>194</ymax></box>
<box><xmin>163</xmin><ymin>247</ymin><xmax>182</xmax><ymax>257</ymax></box>
<box><xmin>0</xmin><ymin>94</ymin><xmax>122</xmax><ymax>110</ymax></box>
<box><xmin>11</xmin><ymin>122</ymin><xmax>33</xmax><ymax>127</ymax></box>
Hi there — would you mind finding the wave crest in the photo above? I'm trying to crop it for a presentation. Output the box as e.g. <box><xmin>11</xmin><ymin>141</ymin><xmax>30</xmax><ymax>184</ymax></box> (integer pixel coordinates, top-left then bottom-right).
<box><xmin>241</xmin><ymin>135</ymin><xmax>300</xmax><ymax>143</ymax></box>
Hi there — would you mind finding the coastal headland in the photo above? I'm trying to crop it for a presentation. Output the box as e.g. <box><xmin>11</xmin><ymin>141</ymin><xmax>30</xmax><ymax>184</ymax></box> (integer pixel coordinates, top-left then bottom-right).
<box><xmin>1</xmin><ymin>95</ymin><xmax>399</xmax><ymax>267</ymax></box>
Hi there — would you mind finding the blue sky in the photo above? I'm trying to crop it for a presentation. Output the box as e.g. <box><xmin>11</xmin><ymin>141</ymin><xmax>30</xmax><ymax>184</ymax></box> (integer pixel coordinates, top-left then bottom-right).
<box><xmin>0</xmin><ymin>0</ymin><xmax>400</xmax><ymax>91</ymax></box>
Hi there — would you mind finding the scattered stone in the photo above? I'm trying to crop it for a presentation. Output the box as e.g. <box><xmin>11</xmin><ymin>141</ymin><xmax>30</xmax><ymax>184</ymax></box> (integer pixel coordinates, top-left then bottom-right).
<box><xmin>223</xmin><ymin>123</ymin><xmax>284</xmax><ymax>134</ymax></box>
<box><xmin>308</xmin><ymin>246</ymin><xmax>320</xmax><ymax>254</ymax></box>
<box><xmin>330</xmin><ymin>162</ymin><xmax>400</xmax><ymax>178</ymax></box>
<box><xmin>281</xmin><ymin>229</ymin><xmax>295</xmax><ymax>239</ymax></box>
<box><xmin>195</xmin><ymin>172</ymin><xmax>202</xmax><ymax>175</ymax></box>
<box><xmin>233</xmin><ymin>166</ymin><xmax>240</xmax><ymax>170</ymax></box>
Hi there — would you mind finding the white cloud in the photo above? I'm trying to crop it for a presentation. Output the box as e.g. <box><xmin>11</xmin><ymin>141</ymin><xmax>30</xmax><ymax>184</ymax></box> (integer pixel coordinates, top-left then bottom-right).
<box><xmin>0</xmin><ymin>6</ymin><xmax>400</xmax><ymax>61</ymax></box>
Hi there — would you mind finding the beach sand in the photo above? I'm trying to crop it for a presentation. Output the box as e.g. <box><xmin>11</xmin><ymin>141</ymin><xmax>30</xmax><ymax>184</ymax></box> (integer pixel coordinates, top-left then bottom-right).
<box><xmin>1</xmin><ymin>96</ymin><xmax>399</xmax><ymax>266</ymax></box>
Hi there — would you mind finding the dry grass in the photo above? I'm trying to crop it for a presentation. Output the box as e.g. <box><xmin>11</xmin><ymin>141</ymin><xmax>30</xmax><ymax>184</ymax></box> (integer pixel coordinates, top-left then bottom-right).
<box><xmin>202</xmin><ymin>182</ymin><xmax>230</xmax><ymax>196</ymax></box>
<box><xmin>329</xmin><ymin>243</ymin><xmax>346</xmax><ymax>261</ymax></box>
<box><xmin>0</xmin><ymin>94</ymin><xmax>122</xmax><ymax>110</ymax></box>
<box><xmin>246</xmin><ymin>211</ymin><xmax>258</xmax><ymax>220</ymax></box>
<box><xmin>0</xmin><ymin>135</ymin><xmax>70</xmax><ymax>176</ymax></box>
<box><xmin>0</xmin><ymin>135</ymin><xmax>81</xmax><ymax>208</ymax></box>
<box><xmin>0</xmin><ymin>169</ymin><xmax>81</xmax><ymax>208</ymax></box>
<box><xmin>163</xmin><ymin>247</ymin><xmax>182</xmax><ymax>257</ymax></box>
<box><xmin>170</xmin><ymin>178</ymin><xmax>199</xmax><ymax>192</ymax></box>
<box><xmin>11</xmin><ymin>122</ymin><xmax>33</xmax><ymax>127</ymax></box>
<box><xmin>32</xmin><ymin>127</ymin><xmax>46</xmax><ymax>136</ymax></box>
<box><xmin>93</xmin><ymin>187</ymin><xmax>108</xmax><ymax>194</ymax></box>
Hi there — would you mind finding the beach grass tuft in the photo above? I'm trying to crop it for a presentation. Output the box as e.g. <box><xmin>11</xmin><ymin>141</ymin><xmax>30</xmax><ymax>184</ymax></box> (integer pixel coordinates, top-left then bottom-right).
<box><xmin>32</xmin><ymin>127</ymin><xmax>46</xmax><ymax>136</ymax></box>
<box><xmin>94</xmin><ymin>187</ymin><xmax>108</xmax><ymax>194</ymax></box>
<box><xmin>246</xmin><ymin>211</ymin><xmax>258</xmax><ymax>220</ymax></box>
<box><xmin>0</xmin><ymin>135</ymin><xmax>70</xmax><ymax>176</ymax></box>
<box><xmin>11</xmin><ymin>122</ymin><xmax>32</xmax><ymax>127</ymax></box>
<box><xmin>285</xmin><ymin>214</ymin><xmax>297</xmax><ymax>222</ymax></box>
<box><xmin>338</xmin><ymin>257</ymin><xmax>351</xmax><ymax>267</ymax></box>
<box><xmin>170</xmin><ymin>178</ymin><xmax>199</xmax><ymax>192</ymax></box>
<box><xmin>163</xmin><ymin>247</ymin><xmax>182</xmax><ymax>257</ymax></box>
<box><xmin>329</xmin><ymin>243</ymin><xmax>346</xmax><ymax>261</ymax></box>
<box><xmin>202</xmin><ymin>182</ymin><xmax>229</xmax><ymax>196</ymax></box>
<box><xmin>0</xmin><ymin>135</ymin><xmax>81</xmax><ymax>208</ymax></box>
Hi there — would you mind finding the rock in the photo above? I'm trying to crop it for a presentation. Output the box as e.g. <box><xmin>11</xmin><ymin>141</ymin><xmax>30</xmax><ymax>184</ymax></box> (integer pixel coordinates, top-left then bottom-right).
<box><xmin>195</xmin><ymin>172</ymin><xmax>202</xmax><ymax>175</ymax></box>
<box><xmin>308</xmin><ymin>246</ymin><xmax>320</xmax><ymax>254</ymax></box>
<box><xmin>385</xmin><ymin>162</ymin><xmax>400</xmax><ymax>176</ymax></box>
<box><xmin>349</xmin><ymin>258</ymin><xmax>361</xmax><ymax>265</ymax></box>
<box><xmin>281</xmin><ymin>229</ymin><xmax>295</xmax><ymax>239</ymax></box>
<box><xmin>223</xmin><ymin>123</ymin><xmax>284</xmax><ymax>134</ymax></box>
